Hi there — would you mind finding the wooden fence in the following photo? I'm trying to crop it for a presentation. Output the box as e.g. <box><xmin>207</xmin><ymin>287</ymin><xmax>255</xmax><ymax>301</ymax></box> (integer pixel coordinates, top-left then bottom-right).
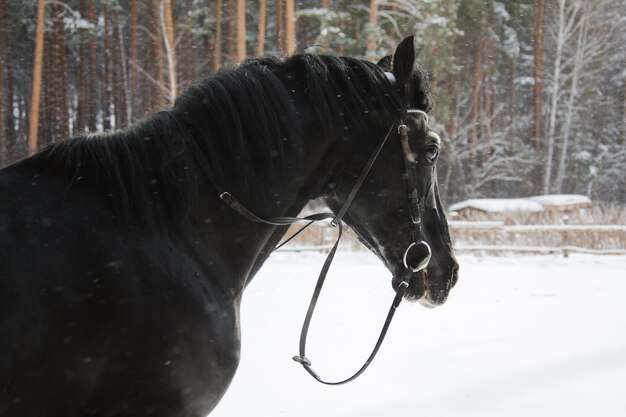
<box><xmin>448</xmin><ymin>221</ymin><xmax>626</xmax><ymax>256</ymax></box>
<box><xmin>277</xmin><ymin>221</ymin><xmax>626</xmax><ymax>256</ymax></box>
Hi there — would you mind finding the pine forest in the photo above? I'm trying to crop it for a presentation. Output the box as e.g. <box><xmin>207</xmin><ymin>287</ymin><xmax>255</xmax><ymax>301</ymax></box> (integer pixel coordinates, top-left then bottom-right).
<box><xmin>0</xmin><ymin>0</ymin><xmax>624</xmax><ymax>205</ymax></box>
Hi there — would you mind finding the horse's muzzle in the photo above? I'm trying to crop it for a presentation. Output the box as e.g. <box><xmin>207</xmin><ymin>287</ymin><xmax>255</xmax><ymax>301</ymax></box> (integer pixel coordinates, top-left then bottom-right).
<box><xmin>398</xmin><ymin>260</ymin><xmax>458</xmax><ymax>307</ymax></box>
<box><xmin>421</xmin><ymin>261</ymin><xmax>459</xmax><ymax>307</ymax></box>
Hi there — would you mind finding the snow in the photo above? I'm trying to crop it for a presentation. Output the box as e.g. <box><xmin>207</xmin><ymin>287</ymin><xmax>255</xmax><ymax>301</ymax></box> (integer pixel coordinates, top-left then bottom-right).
<box><xmin>449</xmin><ymin>195</ymin><xmax>593</xmax><ymax>213</ymax></box>
<box><xmin>515</xmin><ymin>76</ymin><xmax>535</xmax><ymax>86</ymax></box>
<box><xmin>447</xmin><ymin>222</ymin><xmax>626</xmax><ymax>232</ymax></box>
<box><xmin>493</xmin><ymin>2</ymin><xmax>511</xmax><ymax>21</ymax></box>
<box><xmin>455</xmin><ymin>244</ymin><xmax>626</xmax><ymax>255</ymax></box>
<box><xmin>213</xmin><ymin>251</ymin><xmax>626</xmax><ymax>417</ymax></box>
<box><xmin>503</xmin><ymin>224</ymin><xmax>626</xmax><ymax>232</ymax></box>
<box><xmin>501</xmin><ymin>26</ymin><xmax>521</xmax><ymax>58</ymax></box>
<box><xmin>448</xmin><ymin>220</ymin><xmax>505</xmax><ymax>229</ymax></box>
<box><xmin>449</xmin><ymin>198</ymin><xmax>544</xmax><ymax>213</ymax></box>
<box><xmin>72</xmin><ymin>18</ymin><xmax>94</xmax><ymax>31</ymax></box>
<box><xmin>529</xmin><ymin>194</ymin><xmax>592</xmax><ymax>207</ymax></box>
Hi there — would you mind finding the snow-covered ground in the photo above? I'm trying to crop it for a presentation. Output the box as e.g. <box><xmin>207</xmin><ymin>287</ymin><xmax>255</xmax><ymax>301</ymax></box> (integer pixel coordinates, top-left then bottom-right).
<box><xmin>213</xmin><ymin>251</ymin><xmax>626</xmax><ymax>417</ymax></box>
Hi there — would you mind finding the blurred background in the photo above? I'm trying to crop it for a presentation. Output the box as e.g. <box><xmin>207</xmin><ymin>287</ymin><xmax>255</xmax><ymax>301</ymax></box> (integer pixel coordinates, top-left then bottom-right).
<box><xmin>0</xmin><ymin>1</ymin><xmax>624</xmax><ymax>239</ymax></box>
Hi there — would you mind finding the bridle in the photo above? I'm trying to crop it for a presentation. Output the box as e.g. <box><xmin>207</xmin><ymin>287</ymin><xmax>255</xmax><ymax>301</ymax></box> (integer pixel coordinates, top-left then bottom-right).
<box><xmin>220</xmin><ymin>109</ymin><xmax>434</xmax><ymax>385</ymax></box>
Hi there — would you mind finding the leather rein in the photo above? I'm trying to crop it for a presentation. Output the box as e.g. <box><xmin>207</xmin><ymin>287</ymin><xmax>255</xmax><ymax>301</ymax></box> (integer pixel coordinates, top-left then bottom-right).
<box><xmin>220</xmin><ymin>109</ymin><xmax>433</xmax><ymax>385</ymax></box>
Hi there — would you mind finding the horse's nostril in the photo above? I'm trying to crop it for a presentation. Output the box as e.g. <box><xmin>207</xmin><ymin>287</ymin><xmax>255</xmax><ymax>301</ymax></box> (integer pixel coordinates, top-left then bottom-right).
<box><xmin>425</xmin><ymin>148</ymin><xmax>438</xmax><ymax>163</ymax></box>
<box><xmin>450</xmin><ymin>264</ymin><xmax>459</xmax><ymax>288</ymax></box>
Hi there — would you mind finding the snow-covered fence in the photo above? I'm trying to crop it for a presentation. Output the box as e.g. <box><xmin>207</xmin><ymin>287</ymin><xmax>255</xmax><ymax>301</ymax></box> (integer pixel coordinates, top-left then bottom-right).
<box><xmin>277</xmin><ymin>220</ymin><xmax>626</xmax><ymax>256</ymax></box>
<box><xmin>441</xmin><ymin>200</ymin><xmax>626</xmax><ymax>255</ymax></box>
<box><xmin>449</xmin><ymin>221</ymin><xmax>626</xmax><ymax>256</ymax></box>
<box><xmin>276</xmin><ymin>202</ymin><xmax>625</xmax><ymax>255</ymax></box>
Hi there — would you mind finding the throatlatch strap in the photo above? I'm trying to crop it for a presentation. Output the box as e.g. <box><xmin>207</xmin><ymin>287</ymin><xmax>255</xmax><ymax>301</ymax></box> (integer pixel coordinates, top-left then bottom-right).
<box><xmin>220</xmin><ymin>192</ymin><xmax>334</xmax><ymax>226</ymax></box>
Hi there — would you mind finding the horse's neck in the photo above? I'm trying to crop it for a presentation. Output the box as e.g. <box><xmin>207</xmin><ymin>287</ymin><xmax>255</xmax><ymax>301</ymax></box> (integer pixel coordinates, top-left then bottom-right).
<box><xmin>190</xmin><ymin>119</ymin><xmax>337</xmax><ymax>295</ymax></box>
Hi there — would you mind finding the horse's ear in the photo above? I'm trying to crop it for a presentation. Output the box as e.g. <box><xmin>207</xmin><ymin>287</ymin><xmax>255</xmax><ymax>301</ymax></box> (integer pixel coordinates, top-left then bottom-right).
<box><xmin>392</xmin><ymin>35</ymin><xmax>415</xmax><ymax>88</ymax></box>
<box><xmin>376</xmin><ymin>55</ymin><xmax>392</xmax><ymax>71</ymax></box>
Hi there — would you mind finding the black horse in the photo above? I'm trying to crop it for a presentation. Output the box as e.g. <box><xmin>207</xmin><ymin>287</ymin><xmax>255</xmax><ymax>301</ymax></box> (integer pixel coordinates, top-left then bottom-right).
<box><xmin>0</xmin><ymin>36</ymin><xmax>458</xmax><ymax>416</ymax></box>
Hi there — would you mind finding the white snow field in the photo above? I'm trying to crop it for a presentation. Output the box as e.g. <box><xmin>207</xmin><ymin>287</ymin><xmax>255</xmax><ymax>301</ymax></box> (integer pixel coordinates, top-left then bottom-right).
<box><xmin>213</xmin><ymin>251</ymin><xmax>626</xmax><ymax>417</ymax></box>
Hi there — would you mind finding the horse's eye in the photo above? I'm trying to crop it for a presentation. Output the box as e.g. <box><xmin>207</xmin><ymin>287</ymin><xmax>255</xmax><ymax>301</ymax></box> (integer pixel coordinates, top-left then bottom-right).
<box><xmin>425</xmin><ymin>148</ymin><xmax>439</xmax><ymax>163</ymax></box>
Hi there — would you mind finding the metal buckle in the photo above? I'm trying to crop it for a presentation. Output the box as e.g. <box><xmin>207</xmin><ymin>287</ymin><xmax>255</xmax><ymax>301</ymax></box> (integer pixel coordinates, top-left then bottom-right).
<box><xmin>410</xmin><ymin>209</ymin><xmax>421</xmax><ymax>225</ymax></box>
<box><xmin>292</xmin><ymin>355</ymin><xmax>312</xmax><ymax>367</ymax></box>
<box><xmin>403</xmin><ymin>241</ymin><xmax>432</xmax><ymax>272</ymax></box>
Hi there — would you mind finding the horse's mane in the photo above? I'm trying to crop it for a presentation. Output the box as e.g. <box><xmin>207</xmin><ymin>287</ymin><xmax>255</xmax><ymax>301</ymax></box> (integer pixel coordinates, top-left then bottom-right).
<box><xmin>42</xmin><ymin>53</ymin><xmax>433</xmax><ymax>225</ymax></box>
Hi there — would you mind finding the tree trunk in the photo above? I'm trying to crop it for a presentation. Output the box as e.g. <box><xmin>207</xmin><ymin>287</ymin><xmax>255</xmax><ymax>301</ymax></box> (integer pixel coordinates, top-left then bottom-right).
<box><xmin>152</xmin><ymin>0</ymin><xmax>166</xmax><ymax>109</ymax></box>
<box><xmin>161</xmin><ymin>0</ymin><xmax>177</xmax><ymax>103</ymax></box>
<box><xmin>55</xmin><ymin>4</ymin><xmax>69</xmax><ymax>140</ymax></box>
<box><xmin>257</xmin><ymin>0</ymin><xmax>267</xmax><ymax>56</ymax></box>
<box><xmin>533</xmin><ymin>0</ymin><xmax>545</xmax><ymax>153</ymax></box>
<box><xmin>355</xmin><ymin>17</ymin><xmax>360</xmax><ymax>50</ymax></box>
<box><xmin>213</xmin><ymin>0</ymin><xmax>223</xmax><ymax>72</ymax></box>
<box><xmin>509</xmin><ymin>58</ymin><xmax>516</xmax><ymax>125</ymax></box>
<box><xmin>19</xmin><ymin>91</ymin><xmax>27</xmax><ymax>141</ymax></box>
<box><xmin>76</xmin><ymin>0</ymin><xmax>88</xmax><ymax>134</ymax></box>
<box><xmin>554</xmin><ymin>2</ymin><xmax>590</xmax><ymax>192</ymax></box>
<box><xmin>483</xmin><ymin>37</ymin><xmax>494</xmax><ymax>129</ymax></box>
<box><xmin>88</xmin><ymin>0</ymin><xmax>98</xmax><ymax>131</ymax></box>
<box><xmin>470</xmin><ymin>32</ymin><xmax>484</xmax><ymax>150</ymax></box>
<box><xmin>285</xmin><ymin>0</ymin><xmax>295</xmax><ymax>54</ymax></box>
<box><xmin>28</xmin><ymin>0</ymin><xmax>46</xmax><ymax>155</ymax></box>
<box><xmin>276</xmin><ymin>0</ymin><xmax>283</xmax><ymax>51</ymax></box>
<box><xmin>237</xmin><ymin>0</ymin><xmax>246</xmax><ymax>60</ymax></box>
<box><xmin>366</xmin><ymin>0</ymin><xmax>379</xmax><ymax>61</ymax></box>
<box><xmin>42</xmin><ymin>29</ymin><xmax>52</xmax><ymax>145</ymax></box>
<box><xmin>103</xmin><ymin>7</ymin><xmax>112</xmax><ymax>130</ymax></box>
<box><xmin>43</xmin><ymin>4</ymin><xmax>64</xmax><ymax>143</ymax></box>
<box><xmin>297</xmin><ymin>9</ymin><xmax>308</xmax><ymax>49</ymax></box>
<box><xmin>112</xmin><ymin>18</ymin><xmax>121</xmax><ymax>128</ymax></box>
<box><xmin>114</xmin><ymin>18</ymin><xmax>129</xmax><ymax>128</ymax></box>
<box><xmin>4</xmin><ymin>13</ymin><xmax>16</xmax><ymax>161</ymax></box>
<box><xmin>179</xmin><ymin>0</ymin><xmax>195</xmax><ymax>85</ymax></box>
<box><xmin>543</xmin><ymin>0</ymin><xmax>573</xmax><ymax>195</ymax></box>
<box><xmin>130</xmin><ymin>0</ymin><xmax>138</xmax><ymax>121</ymax></box>
<box><xmin>0</xmin><ymin>0</ymin><xmax>5</xmax><ymax>166</ymax></box>
<box><xmin>228</xmin><ymin>0</ymin><xmax>235</xmax><ymax>61</ymax></box>
<box><xmin>623</xmin><ymin>76</ymin><xmax>626</xmax><ymax>146</ymax></box>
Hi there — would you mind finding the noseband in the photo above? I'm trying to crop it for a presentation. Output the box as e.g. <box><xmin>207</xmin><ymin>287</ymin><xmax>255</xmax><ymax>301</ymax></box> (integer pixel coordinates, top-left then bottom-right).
<box><xmin>220</xmin><ymin>110</ymin><xmax>433</xmax><ymax>385</ymax></box>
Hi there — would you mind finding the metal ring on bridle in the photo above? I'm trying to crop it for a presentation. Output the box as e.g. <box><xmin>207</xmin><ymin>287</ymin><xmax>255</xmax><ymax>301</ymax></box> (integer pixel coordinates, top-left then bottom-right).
<box><xmin>403</xmin><ymin>241</ymin><xmax>432</xmax><ymax>272</ymax></box>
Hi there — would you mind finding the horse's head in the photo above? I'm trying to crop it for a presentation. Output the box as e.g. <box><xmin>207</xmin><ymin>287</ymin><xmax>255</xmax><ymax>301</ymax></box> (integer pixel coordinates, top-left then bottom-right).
<box><xmin>324</xmin><ymin>36</ymin><xmax>458</xmax><ymax>307</ymax></box>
